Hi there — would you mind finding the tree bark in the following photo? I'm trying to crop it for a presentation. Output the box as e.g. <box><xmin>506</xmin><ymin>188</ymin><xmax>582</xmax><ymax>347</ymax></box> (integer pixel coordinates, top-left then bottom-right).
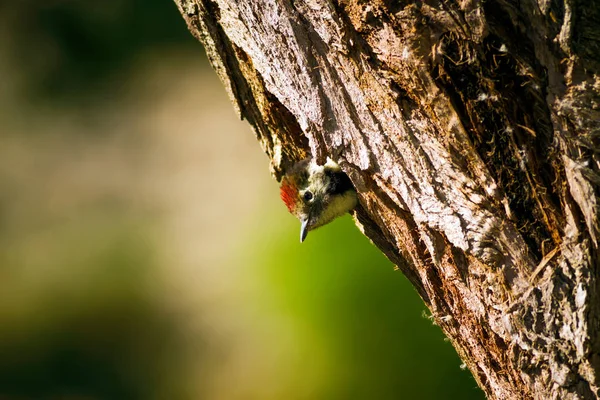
<box><xmin>173</xmin><ymin>0</ymin><xmax>600</xmax><ymax>398</ymax></box>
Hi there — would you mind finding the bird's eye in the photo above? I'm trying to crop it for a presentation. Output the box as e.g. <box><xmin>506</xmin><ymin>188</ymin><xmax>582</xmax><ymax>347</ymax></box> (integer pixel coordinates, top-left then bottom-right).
<box><xmin>303</xmin><ymin>191</ymin><xmax>313</xmax><ymax>201</ymax></box>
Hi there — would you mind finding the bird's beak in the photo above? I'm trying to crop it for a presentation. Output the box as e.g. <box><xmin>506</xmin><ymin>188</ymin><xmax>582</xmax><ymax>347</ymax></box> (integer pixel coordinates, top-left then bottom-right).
<box><xmin>300</xmin><ymin>218</ymin><xmax>310</xmax><ymax>243</ymax></box>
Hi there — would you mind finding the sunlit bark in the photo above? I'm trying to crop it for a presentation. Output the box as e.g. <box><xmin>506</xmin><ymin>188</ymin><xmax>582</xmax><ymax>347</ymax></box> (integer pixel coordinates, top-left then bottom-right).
<box><xmin>174</xmin><ymin>0</ymin><xmax>600</xmax><ymax>398</ymax></box>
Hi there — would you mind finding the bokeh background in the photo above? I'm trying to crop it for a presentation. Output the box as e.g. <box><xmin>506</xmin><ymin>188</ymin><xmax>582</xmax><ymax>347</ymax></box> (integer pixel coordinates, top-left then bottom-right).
<box><xmin>0</xmin><ymin>1</ymin><xmax>484</xmax><ymax>399</ymax></box>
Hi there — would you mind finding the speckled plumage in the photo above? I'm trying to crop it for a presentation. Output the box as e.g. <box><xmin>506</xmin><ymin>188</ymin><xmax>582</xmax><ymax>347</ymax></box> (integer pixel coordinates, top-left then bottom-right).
<box><xmin>280</xmin><ymin>158</ymin><xmax>357</xmax><ymax>242</ymax></box>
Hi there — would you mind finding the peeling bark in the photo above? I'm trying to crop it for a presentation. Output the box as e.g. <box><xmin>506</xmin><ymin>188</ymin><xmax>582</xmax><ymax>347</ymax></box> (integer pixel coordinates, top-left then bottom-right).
<box><xmin>173</xmin><ymin>0</ymin><xmax>600</xmax><ymax>398</ymax></box>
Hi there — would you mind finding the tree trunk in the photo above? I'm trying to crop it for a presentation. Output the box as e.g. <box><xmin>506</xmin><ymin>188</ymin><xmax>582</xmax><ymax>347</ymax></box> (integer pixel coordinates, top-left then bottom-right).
<box><xmin>173</xmin><ymin>0</ymin><xmax>600</xmax><ymax>398</ymax></box>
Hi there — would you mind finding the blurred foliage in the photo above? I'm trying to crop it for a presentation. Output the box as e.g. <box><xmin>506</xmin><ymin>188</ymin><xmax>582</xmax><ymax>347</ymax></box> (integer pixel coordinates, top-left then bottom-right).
<box><xmin>251</xmin><ymin>215</ymin><xmax>482</xmax><ymax>400</ymax></box>
<box><xmin>0</xmin><ymin>0</ymin><xmax>484</xmax><ymax>399</ymax></box>
<box><xmin>0</xmin><ymin>0</ymin><xmax>199</xmax><ymax>106</ymax></box>
<box><xmin>0</xmin><ymin>215</ymin><xmax>193</xmax><ymax>400</ymax></box>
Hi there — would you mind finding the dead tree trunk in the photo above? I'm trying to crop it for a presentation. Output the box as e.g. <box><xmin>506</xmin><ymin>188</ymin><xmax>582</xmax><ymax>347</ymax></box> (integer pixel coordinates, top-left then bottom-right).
<box><xmin>173</xmin><ymin>0</ymin><xmax>600</xmax><ymax>398</ymax></box>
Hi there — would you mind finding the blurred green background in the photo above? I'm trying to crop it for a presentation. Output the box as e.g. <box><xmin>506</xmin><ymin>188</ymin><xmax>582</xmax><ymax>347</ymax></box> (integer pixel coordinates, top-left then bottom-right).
<box><xmin>0</xmin><ymin>1</ymin><xmax>483</xmax><ymax>399</ymax></box>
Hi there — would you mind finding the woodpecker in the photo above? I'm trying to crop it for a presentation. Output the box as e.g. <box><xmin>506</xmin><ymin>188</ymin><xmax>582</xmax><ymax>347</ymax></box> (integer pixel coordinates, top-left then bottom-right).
<box><xmin>280</xmin><ymin>158</ymin><xmax>357</xmax><ymax>242</ymax></box>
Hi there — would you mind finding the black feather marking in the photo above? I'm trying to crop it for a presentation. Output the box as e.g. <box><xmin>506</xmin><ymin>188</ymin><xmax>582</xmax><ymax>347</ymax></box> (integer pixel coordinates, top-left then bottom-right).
<box><xmin>325</xmin><ymin>169</ymin><xmax>354</xmax><ymax>195</ymax></box>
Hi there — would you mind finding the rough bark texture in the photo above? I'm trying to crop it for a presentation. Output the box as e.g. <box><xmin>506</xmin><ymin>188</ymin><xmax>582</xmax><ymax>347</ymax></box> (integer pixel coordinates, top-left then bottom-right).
<box><xmin>174</xmin><ymin>0</ymin><xmax>600</xmax><ymax>398</ymax></box>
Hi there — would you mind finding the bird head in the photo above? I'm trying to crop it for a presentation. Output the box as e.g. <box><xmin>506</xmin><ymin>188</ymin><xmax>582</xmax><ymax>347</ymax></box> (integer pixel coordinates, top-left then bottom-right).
<box><xmin>280</xmin><ymin>158</ymin><xmax>357</xmax><ymax>242</ymax></box>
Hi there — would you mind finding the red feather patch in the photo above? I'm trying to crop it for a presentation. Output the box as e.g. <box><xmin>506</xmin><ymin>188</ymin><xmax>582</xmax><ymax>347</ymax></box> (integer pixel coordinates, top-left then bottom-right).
<box><xmin>280</xmin><ymin>179</ymin><xmax>299</xmax><ymax>213</ymax></box>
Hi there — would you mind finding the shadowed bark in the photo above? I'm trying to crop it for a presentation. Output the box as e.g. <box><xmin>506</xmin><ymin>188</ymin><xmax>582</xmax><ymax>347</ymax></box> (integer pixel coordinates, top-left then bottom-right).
<box><xmin>173</xmin><ymin>0</ymin><xmax>600</xmax><ymax>398</ymax></box>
